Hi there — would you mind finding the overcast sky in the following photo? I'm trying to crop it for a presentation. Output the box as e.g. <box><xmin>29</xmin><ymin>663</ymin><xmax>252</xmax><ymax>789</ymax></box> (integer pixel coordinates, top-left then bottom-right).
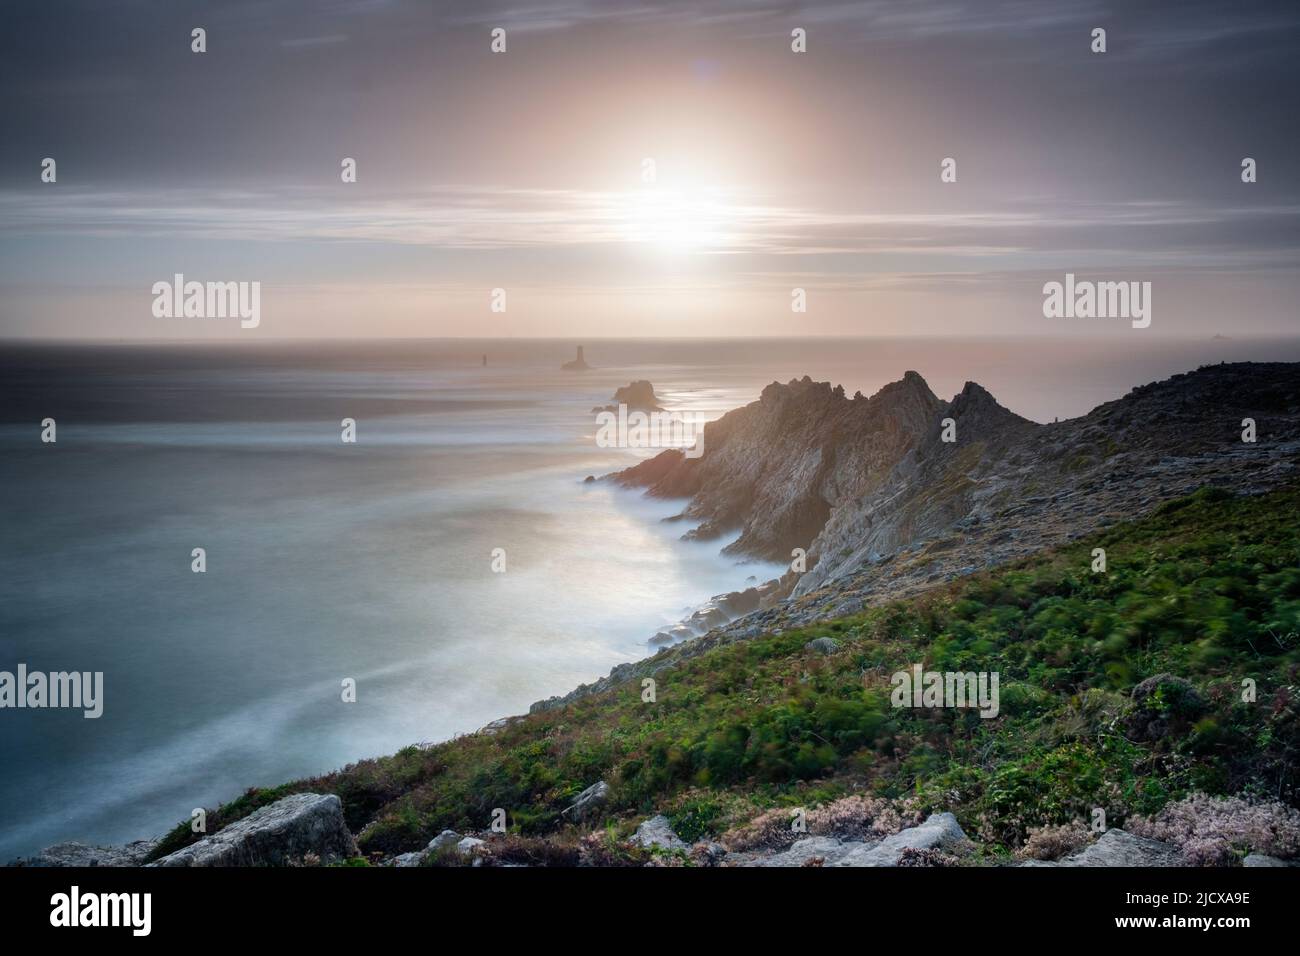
<box><xmin>1</xmin><ymin>0</ymin><xmax>1297</xmax><ymax>339</ymax></box>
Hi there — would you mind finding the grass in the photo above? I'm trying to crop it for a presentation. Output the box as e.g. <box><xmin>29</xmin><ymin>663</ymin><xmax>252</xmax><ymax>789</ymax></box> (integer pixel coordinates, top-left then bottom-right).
<box><xmin>146</xmin><ymin>482</ymin><xmax>1300</xmax><ymax>862</ymax></box>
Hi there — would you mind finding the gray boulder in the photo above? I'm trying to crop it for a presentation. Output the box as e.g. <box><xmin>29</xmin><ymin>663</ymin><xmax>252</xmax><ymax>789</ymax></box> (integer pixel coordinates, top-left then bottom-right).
<box><xmin>456</xmin><ymin>837</ymin><xmax>485</xmax><ymax>856</ymax></box>
<box><xmin>831</xmin><ymin>812</ymin><xmax>969</xmax><ymax>867</ymax></box>
<box><xmin>388</xmin><ymin>829</ymin><xmax>462</xmax><ymax>867</ymax></box>
<box><xmin>429</xmin><ymin>829</ymin><xmax>461</xmax><ymax>852</ymax></box>
<box><xmin>149</xmin><ymin>793</ymin><xmax>357</xmax><ymax>867</ymax></box>
<box><xmin>757</xmin><ymin>837</ymin><xmax>859</xmax><ymax>867</ymax></box>
<box><xmin>805</xmin><ymin>637</ymin><xmax>841</xmax><ymax>655</ymax></box>
<box><xmin>1020</xmin><ymin>828</ymin><xmax>1181</xmax><ymax>867</ymax></box>
<box><xmin>630</xmin><ymin>815</ymin><xmax>687</xmax><ymax>851</ymax></box>
<box><xmin>1243</xmin><ymin>853</ymin><xmax>1298</xmax><ymax>867</ymax></box>
<box><xmin>562</xmin><ymin>781</ymin><xmax>610</xmax><ymax>823</ymax></box>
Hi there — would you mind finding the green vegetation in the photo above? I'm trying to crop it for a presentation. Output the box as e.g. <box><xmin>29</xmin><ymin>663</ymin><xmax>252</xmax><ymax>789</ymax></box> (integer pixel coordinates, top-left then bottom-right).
<box><xmin>150</xmin><ymin>483</ymin><xmax>1300</xmax><ymax>861</ymax></box>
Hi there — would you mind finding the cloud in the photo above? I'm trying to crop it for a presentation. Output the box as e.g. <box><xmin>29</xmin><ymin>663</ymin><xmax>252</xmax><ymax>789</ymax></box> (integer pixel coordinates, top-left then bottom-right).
<box><xmin>2</xmin><ymin>185</ymin><xmax>1294</xmax><ymax>268</ymax></box>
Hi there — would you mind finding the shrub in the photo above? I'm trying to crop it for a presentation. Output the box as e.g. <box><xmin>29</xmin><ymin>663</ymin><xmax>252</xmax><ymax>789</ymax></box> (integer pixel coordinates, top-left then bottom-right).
<box><xmin>1127</xmin><ymin>793</ymin><xmax>1300</xmax><ymax>864</ymax></box>
<box><xmin>1014</xmin><ymin>822</ymin><xmax>1092</xmax><ymax>861</ymax></box>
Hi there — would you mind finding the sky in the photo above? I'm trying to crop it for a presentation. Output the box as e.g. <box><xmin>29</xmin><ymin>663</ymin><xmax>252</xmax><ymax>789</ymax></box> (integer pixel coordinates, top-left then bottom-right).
<box><xmin>1</xmin><ymin>0</ymin><xmax>1297</xmax><ymax>339</ymax></box>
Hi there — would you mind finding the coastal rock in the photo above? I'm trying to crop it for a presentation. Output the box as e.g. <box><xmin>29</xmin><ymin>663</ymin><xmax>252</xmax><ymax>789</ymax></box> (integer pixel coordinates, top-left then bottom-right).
<box><xmin>1243</xmin><ymin>853</ymin><xmax>1298</xmax><ymax>867</ymax></box>
<box><xmin>13</xmin><ymin>839</ymin><xmax>159</xmax><ymax>868</ymax></box>
<box><xmin>535</xmin><ymin>363</ymin><xmax>1300</xmax><ymax>719</ymax></box>
<box><xmin>149</xmin><ymin>793</ymin><xmax>357</xmax><ymax>867</ymax></box>
<box><xmin>593</xmin><ymin>380</ymin><xmax>662</xmax><ymax>413</ymax></box>
<box><xmin>562</xmin><ymin>781</ymin><xmax>610</xmax><ymax>822</ymax></box>
<box><xmin>1020</xmin><ymin>828</ymin><xmax>1181</xmax><ymax>867</ymax></box>
<box><xmin>830</xmin><ymin>813</ymin><xmax>969</xmax><ymax>867</ymax></box>
<box><xmin>457</xmin><ymin>837</ymin><xmax>486</xmax><ymax>856</ymax></box>
<box><xmin>478</xmin><ymin>716</ymin><xmax>523</xmax><ymax>736</ymax></box>
<box><xmin>630</xmin><ymin>815</ymin><xmax>687</xmax><ymax>851</ymax></box>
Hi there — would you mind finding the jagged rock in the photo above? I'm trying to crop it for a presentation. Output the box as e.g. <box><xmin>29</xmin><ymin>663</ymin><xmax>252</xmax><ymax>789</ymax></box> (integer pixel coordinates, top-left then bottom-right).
<box><xmin>534</xmin><ymin>363</ymin><xmax>1300</xmax><ymax>718</ymax></box>
<box><xmin>718</xmin><ymin>587</ymin><xmax>761</xmax><ymax>616</ymax></box>
<box><xmin>478</xmin><ymin>716</ymin><xmax>522</xmax><ymax>736</ymax></box>
<box><xmin>1020</xmin><ymin>829</ymin><xmax>1181</xmax><ymax>867</ymax></box>
<box><xmin>562</xmin><ymin>781</ymin><xmax>610</xmax><ymax>822</ymax></box>
<box><xmin>805</xmin><ymin>637</ymin><xmax>840</xmax><ymax>654</ymax></box>
<box><xmin>149</xmin><ymin>793</ymin><xmax>357</xmax><ymax>867</ymax></box>
<box><xmin>830</xmin><ymin>813</ymin><xmax>969</xmax><ymax>867</ymax></box>
<box><xmin>593</xmin><ymin>380</ymin><xmax>662</xmax><ymax>413</ymax></box>
<box><xmin>630</xmin><ymin>815</ymin><xmax>687</xmax><ymax>851</ymax></box>
<box><xmin>14</xmin><ymin>839</ymin><xmax>159</xmax><ymax>868</ymax></box>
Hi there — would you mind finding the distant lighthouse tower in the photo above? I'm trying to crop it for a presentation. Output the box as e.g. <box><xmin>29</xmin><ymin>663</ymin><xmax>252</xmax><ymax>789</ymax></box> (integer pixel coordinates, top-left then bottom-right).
<box><xmin>561</xmin><ymin>345</ymin><xmax>591</xmax><ymax>371</ymax></box>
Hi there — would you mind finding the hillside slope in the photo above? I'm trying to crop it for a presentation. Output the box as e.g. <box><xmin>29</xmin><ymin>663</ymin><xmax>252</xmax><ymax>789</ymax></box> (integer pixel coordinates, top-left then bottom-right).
<box><xmin>146</xmin><ymin>482</ymin><xmax>1300</xmax><ymax>864</ymax></box>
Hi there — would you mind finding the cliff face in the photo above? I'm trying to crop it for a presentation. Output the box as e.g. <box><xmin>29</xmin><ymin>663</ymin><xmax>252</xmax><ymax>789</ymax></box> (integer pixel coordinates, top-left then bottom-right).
<box><xmin>616</xmin><ymin>362</ymin><xmax>1300</xmax><ymax>620</ymax></box>
<box><xmin>615</xmin><ymin>372</ymin><xmax>944</xmax><ymax>561</ymax></box>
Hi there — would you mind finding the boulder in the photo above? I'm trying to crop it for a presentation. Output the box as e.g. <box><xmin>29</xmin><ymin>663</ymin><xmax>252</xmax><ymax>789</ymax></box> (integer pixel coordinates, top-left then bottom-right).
<box><xmin>149</xmin><ymin>793</ymin><xmax>357</xmax><ymax>867</ymax></box>
<box><xmin>456</xmin><ymin>837</ymin><xmax>485</xmax><ymax>856</ymax></box>
<box><xmin>630</xmin><ymin>815</ymin><xmax>687</xmax><ymax>851</ymax></box>
<box><xmin>805</xmin><ymin>637</ymin><xmax>840</xmax><ymax>655</ymax></box>
<box><xmin>562</xmin><ymin>781</ymin><xmax>610</xmax><ymax>823</ymax></box>
<box><xmin>831</xmin><ymin>812</ymin><xmax>969</xmax><ymax>867</ymax></box>
<box><xmin>1020</xmin><ymin>828</ymin><xmax>1181</xmax><ymax>867</ymax></box>
<box><xmin>1243</xmin><ymin>853</ymin><xmax>1298</xmax><ymax>867</ymax></box>
<box><xmin>429</xmin><ymin>829</ymin><xmax>461</xmax><ymax>852</ymax></box>
<box><xmin>388</xmin><ymin>829</ymin><xmax>462</xmax><ymax>867</ymax></box>
<box><xmin>757</xmin><ymin>837</ymin><xmax>859</xmax><ymax>867</ymax></box>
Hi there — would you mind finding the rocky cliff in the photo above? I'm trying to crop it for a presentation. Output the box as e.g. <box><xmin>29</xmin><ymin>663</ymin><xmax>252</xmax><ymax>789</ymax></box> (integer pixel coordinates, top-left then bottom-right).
<box><xmin>614</xmin><ymin>362</ymin><xmax>1300</xmax><ymax>636</ymax></box>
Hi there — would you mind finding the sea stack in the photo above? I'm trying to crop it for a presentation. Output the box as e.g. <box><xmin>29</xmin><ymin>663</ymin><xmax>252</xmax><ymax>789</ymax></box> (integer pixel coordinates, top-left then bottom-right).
<box><xmin>562</xmin><ymin>346</ymin><xmax>591</xmax><ymax>371</ymax></box>
<box><xmin>593</xmin><ymin>380</ymin><xmax>662</xmax><ymax>413</ymax></box>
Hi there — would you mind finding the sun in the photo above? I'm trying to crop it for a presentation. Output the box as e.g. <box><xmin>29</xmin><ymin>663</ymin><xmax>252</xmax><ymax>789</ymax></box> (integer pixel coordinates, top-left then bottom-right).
<box><xmin>624</xmin><ymin>183</ymin><xmax>730</xmax><ymax>254</ymax></box>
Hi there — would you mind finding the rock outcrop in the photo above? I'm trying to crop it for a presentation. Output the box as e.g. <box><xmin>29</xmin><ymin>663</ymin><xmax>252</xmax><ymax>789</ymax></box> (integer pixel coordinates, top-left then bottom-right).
<box><xmin>594</xmin><ymin>380</ymin><xmax>662</xmax><ymax>413</ymax></box>
<box><xmin>1020</xmin><ymin>828</ymin><xmax>1181</xmax><ymax>867</ymax></box>
<box><xmin>631</xmin><ymin>815</ymin><xmax>687</xmax><ymax>851</ymax></box>
<box><xmin>829</xmin><ymin>812</ymin><xmax>970</xmax><ymax>867</ymax></box>
<box><xmin>562</xmin><ymin>781</ymin><xmax>610</xmax><ymax>822</ymax></box>
<box><xmin>11</xmin><ymin>839</ymin><xmax>159</xmax><ymax>868</ymax></box>
<box><xmin>149</xmin><ymin>793</ymin><xmax>357</xmax><ymax>867</ymax></box>
<box><xmin>605</xmin><ymin>362</ymin><xmax>1300</xmax><ymax>652</ymax></box>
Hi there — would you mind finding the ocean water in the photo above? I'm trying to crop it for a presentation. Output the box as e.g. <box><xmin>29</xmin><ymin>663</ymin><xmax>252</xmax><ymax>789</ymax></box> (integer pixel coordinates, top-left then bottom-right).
<box><xmin>1</xmin><ymin>335</ymin><xmax>1297</xmax><ymax>860</ymax></box>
